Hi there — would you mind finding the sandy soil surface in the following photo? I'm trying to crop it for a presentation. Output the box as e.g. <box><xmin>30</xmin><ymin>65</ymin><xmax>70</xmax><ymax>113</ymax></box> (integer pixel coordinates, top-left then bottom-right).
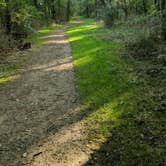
<box><xmin>0</xmin><ymin>27</ymin><xmax>93</xmax><ymax>166</ymax></box>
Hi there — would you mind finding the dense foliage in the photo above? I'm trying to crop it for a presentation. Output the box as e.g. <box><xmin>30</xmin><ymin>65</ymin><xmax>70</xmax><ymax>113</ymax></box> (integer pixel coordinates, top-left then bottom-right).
<box><xmin>0</xmin><ymin>0</ymin><xmax>72</xmax><ymax>35</ymax></box>
<box><xmin>77</xmin><ymin>0</ymin><xmax>166</xmax><ymax>19</ymax></box>
<box><xmin>1</xmin><ymin>0</ymin><xmax>166</xmax><ymax>40</ymax></box>
<box><xmin>76</xmin><ymin>1</ymin><xmax>165</xmax><ymax>39</ymax></box>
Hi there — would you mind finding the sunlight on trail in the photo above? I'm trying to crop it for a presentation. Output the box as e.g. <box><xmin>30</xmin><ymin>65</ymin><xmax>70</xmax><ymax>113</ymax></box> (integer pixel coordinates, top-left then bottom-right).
<box><xmin>41</xmin><ymin>34</ymin><xmax>64</xmax><ymax>39</ymax></box>
<box><xmin>43</xmin><ymin>31</ymin><xmax>69</xmax><ymax>44</ymax></box>
<box><xmin>28</xmin><ymin>24</ymin><xmax>62</xmax><ymax>46</ymax></box>
<box><xmin>45</xmin><ymin>61</ymin><xmax>73</xmax><ymax>72</ymax></box>
<box><xmin>44</xmin><ymin>39</ymin><xmax>68</xmax><ymax>44</ymax></box>
<box><xmin>23</xmin><ymin>118</ymin><xmax>100</xmax><ymax>166</ymax></box>
<box><xmin>26</xmin><ymin>56</ymin><xmax>73</xmax><ymax>72</ymax></box>
<box><xmin>38</xmin><ymin>24</ymin><xmax>62</xmax><ymax>34</ymax></box>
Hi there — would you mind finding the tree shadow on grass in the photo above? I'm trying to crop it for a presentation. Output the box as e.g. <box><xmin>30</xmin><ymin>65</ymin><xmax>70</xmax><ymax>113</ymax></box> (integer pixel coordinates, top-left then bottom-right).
<box><xmin>83</xmin><ymin>110</ymin><xmax>165</xmax><ymax>166</ymax></box>
<box><xmin>80</xmin><ymin>52</ymin><xmax>165</xmax><ymax>166</ymax></box>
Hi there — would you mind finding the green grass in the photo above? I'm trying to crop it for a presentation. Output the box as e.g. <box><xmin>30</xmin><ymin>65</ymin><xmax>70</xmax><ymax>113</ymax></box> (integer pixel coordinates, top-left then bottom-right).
<box><xmin>67</xmin><ymin>18</ymin><xmax>165</xmax><ymax>165</ymax></box>
<box><xmin>67</xmin><ymin>18</ymin><xmax>135</xmax><ymax>134</ymax></box>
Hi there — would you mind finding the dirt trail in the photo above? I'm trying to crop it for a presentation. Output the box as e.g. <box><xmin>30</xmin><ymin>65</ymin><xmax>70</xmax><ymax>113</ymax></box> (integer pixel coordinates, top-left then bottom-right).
<box><xmin>0</xmin><ymin>27</ymin><xmax>93</xmax><ymax>165</ymax></box>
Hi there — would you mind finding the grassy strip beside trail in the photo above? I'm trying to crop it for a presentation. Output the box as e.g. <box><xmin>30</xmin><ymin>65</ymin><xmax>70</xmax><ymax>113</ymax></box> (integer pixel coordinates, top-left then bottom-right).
<box><xmin>67</xmin><ymin>19</ymin><xmax>165</xmax><ymax>165</ymax></box>
<box><xmin>0</xmin><ymin>23</ymin><xmax>61</xmax><ymax>85</ymax></box>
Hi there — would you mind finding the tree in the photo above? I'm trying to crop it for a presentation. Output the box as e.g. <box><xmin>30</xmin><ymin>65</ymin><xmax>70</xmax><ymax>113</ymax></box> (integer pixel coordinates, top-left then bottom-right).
<box><xmin>66</xmin><ymin>0</ymin><xmax>71</xmax><ymax>21</ymax></box>
<box><xmin>5</xmin><ymin>0</ymin><xmax>11</xmax><ymax>34</ymax></box>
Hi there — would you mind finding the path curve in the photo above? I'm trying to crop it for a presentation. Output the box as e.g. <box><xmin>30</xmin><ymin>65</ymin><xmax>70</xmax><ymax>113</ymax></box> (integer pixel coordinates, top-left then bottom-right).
<box><xmin>0</xmin><ymin>27</ymin><xmax>92</xmax><ymax>165</ymax></box>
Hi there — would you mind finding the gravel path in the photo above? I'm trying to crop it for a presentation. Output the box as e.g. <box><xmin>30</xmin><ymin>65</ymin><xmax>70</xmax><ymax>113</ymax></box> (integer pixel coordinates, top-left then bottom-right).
<box><xmin>0</xmin><ymin>27</ymin><xmax>92</xmax><ymax>166</ymax></box>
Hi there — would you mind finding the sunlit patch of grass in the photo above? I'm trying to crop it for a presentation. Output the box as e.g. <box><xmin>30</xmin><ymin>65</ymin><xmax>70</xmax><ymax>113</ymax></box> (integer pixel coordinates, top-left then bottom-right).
<box><xmin>0</xmin><ymin>63</ymin><xmax>18</xmax><ymax>84</ymax></box>
<box><xmin>28</xmin><ymin>23</ymin><xmax>62</xmax><ymax>46</ymax></box>
<box><xmin>68</xmin><ymin>25</ymin><xmax>97</xmax><ymax>33</ymax></box>
<box><xmin>0</xmin><ymin>75</ymin><xmax>20</xmax><ymax>84</ymax></box>
<box><xmin>69</xmin><ymin>35</ymin><xmax>85</xmax><ymax>42</ymax></box>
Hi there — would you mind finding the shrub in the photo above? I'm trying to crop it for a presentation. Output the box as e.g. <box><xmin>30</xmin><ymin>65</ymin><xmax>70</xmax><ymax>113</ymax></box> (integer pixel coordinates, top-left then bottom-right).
<box><xmin>125</xmin><ymin>34</ymin><xmax>158</xmax><ymax>59</ymax></box>
<box><xmin>0</xmin><ymin>32</ymin><xmax>17</xmax><ymax>62</ymax></box>
<box><xmin>104</xmin><ymin>12</ymin><xmax>114</xmax><ymax>27</ymax></box>
<box><xmin>124</xmin><ymin>13</ymin><xmax>162</xmax><ymax>59</ymax></box>
<box><xmin>158</xmin><ymin>54</ymin><xmax>166</xmax><ymax>65</ymax></box>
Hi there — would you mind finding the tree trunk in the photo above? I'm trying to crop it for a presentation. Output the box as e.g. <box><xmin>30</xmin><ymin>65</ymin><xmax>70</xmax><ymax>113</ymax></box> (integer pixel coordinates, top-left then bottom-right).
<box><xmin>95</xmin><ymin>0</ymin><xmax>98</xmax><ymax>18</ymax></box>
<box><xmin>142</xmin><ymin>0</ymin><xmax>147</xmax><ymax>14</ymax></box>
<box><xmin>154</xmin><ymin>0</ymin><xmax>161</xmax><ymax>11</ymax></box>
<box><xmin>57</xmin><ymin>0</ymin><xmax>61</xmax><ymax>23</ymax></box>
<box><xmin>5</xmin><ymin>0</ymin><xmax>11</xmax><ymax>34</ymax></box>
<box><xmin>33</xmin><ymin>0</ymin><xmax>38</xmax><ymax>8</ymax></box>
<box><xmin>161</xmin><ymin>0</ymin><xmax>166</xmax><ymax>10</ymax></box>
<box><xmin>86</xmin><ymin>0</ymin><xmax>90</xmax><ymax>18</ymax></box>
<box><xmin>123</xmin><ymin>0</ymin><xmax>128</xmax><ymax>19</ymax></box>
<box><xmin>66</xmin><ymin>0</ymin><xmax>71</xmax><ymax>21</ymax></box>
